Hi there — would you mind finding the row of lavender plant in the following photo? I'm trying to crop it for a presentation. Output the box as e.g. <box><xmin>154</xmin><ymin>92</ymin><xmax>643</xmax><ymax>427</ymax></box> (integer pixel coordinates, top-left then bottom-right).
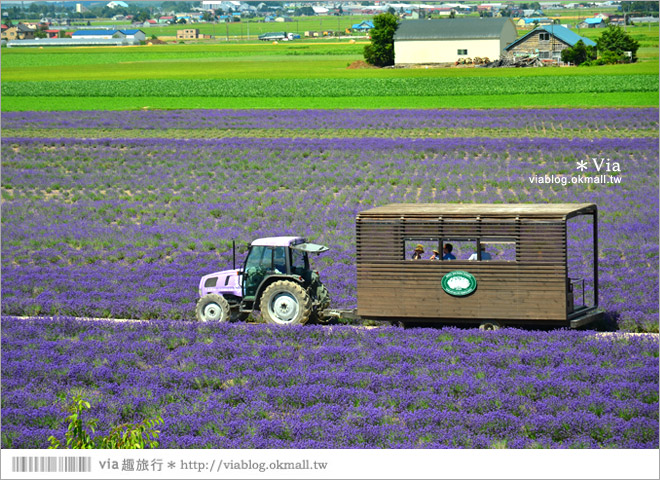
<box><xmin>2</xmin><ymin>108</ymin><xmax>658</xmax><ymax>131</ymax></box>
<box><xmin>2</xmin><ymin>318</ymin><xmax>657</xmax><ymax>449</ymax></box>
<box><xmin>1</xmin><ymin>129</ymin><xmax>657</xmax><ymax>331</ymax></box>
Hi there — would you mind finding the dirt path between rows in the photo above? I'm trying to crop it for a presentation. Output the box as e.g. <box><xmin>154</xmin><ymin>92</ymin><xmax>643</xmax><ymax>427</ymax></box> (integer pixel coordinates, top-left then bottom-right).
<box><xmin>4</xmin><ymin>315</ymin><xmax>658</xmax><ymax>337</ymax></box>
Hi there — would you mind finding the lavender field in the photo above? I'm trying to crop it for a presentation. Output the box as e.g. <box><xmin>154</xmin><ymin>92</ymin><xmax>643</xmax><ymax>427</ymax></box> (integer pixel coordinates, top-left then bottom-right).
<box><xmin>1</xmin><ymin>108</ymin><xmax>659</xmax><ymax>450</ymax></box>
<box><xmin>1</xmin><ymin>318</ymin><xmax>658</xmax><ymax>449</ymax></box>
<box><xmin>1</xmin><ymin>109</ymin><xmax>658</xmax><ymax>332</ymax></box>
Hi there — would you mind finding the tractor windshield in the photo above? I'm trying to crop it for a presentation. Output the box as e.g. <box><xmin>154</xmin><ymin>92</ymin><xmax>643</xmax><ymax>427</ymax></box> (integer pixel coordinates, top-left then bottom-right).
<box><xmin>243</xmin><ymin>245</ymin><xmax>287</xmax><ymax>297</ymax></box>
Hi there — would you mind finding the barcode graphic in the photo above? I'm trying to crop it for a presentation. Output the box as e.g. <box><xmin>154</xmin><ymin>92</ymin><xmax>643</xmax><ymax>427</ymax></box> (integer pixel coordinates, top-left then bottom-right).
<box><xmin>11</xmin><ymin>456</ymin><xmax>92</xmax><ymax>473</ymax></box>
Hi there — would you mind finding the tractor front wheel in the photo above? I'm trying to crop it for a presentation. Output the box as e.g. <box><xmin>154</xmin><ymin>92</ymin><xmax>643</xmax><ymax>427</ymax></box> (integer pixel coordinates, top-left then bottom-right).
<box><xmin>260</xmin><ymin>281</ymin><xmax>312</xmax><ymax>326</ymax></box>
<box><xmin>196</xmin><ymin>294</ymin><xmax>231</xmax><ymax>322</ymax></box>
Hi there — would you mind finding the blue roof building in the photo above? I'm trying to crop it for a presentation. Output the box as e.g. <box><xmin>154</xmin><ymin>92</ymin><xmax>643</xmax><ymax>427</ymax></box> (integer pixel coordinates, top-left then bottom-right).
<box><xmin>72</xmin><ymin>29</ymin><xmax>122</xmax><ymax>37</ymax></box>
<box><xmin>351</xmin><ymin>21</ymin><xmax>374</xmax><ymax>31</ymax></box>
<box><xmin>579</xmin><ymin>17</ymin><xmax>606</xmax><ymax>28</ymax></box>
<box><xmin>505</xmin><ymin>25</ymin><xmax>596</xmax><ymax>62</ymax></box>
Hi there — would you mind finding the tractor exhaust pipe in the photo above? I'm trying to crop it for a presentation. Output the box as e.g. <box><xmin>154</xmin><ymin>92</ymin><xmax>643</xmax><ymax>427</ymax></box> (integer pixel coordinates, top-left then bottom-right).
<box><xmin>232</xmin><ymin>240</ymin><xmax>236</xmax><ymax>270</ymax></box>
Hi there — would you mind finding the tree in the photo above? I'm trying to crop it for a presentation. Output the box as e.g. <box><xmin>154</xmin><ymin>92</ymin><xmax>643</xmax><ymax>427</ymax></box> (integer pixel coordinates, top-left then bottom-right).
<box><xmin>136</xmin><ymin>9</ymin><xmax>151</xmax><ymax>23</ymax></box>
<box><xmin>561</xmin><ymin>40</ymin><xmax>596</xmax><ymax>65</ymax></box>
<box><xmin>596</xmin><ymin>24</ymin><xmax>640</xmax><ymax>63</ymax></box>
<box><xmin>363</xmin><ymin>13</ymin><xmax>398</xmax><ymax>67</ymax></box>
<box><xmin>621</xmin><ymin>1</ymin><xmax>659</xmax><ymax>14</ymax></box>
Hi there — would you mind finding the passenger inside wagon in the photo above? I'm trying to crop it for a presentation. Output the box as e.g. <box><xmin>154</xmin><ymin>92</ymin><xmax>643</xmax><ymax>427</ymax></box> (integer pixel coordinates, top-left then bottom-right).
<box><xmin>469</xmin><ymin>245</ymin><xmax>492</xmax><ymax>261</ymax></box>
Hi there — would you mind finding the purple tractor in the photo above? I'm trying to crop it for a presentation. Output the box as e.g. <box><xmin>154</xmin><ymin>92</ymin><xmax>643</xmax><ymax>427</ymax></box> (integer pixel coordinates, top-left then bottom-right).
<box><xmin>196</xmin><ymin>236</ymin><xmax>331</xmax><ymax>325</ymax></box>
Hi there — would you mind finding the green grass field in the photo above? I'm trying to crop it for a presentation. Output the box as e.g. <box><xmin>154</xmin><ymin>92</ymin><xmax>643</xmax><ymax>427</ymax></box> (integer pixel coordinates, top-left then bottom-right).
<box><xmin>67</xmin><ymin>14</ymin><xmax>375</xmax><ymax>39</ymax></box>
<box><xmin>2</xmin><ymin>24</ymin><xmax>657</xmax><ymax>111</ymax></box>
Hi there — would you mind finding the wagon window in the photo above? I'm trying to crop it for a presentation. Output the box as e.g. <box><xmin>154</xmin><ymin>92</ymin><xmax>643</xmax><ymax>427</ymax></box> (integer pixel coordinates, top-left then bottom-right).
<box><xmin>481</xmin><ymin>239</ymin><xmax>517</xmax><ymax>262</ymax></box>
<box><xmin>404</xmin><ymin>238</ymin><xmax>440</xmax><ymax>260</ymax></box>
<box><xmin>443</xmin><ymin>239</ymin><xmax>479</xmax><ymax>260</ymax></box>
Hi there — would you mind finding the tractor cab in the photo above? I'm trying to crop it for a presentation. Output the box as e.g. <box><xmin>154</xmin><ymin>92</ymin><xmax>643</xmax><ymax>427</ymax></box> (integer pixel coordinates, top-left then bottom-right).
<box><xmin>242</xmin><ymin>237</ymin><xmax>327</xmax><ymax>298</ymax></box>
<box><xmin>197</xmin><ymin>236</ymin><xmax>329</xmax><ymax>324</ymax></box>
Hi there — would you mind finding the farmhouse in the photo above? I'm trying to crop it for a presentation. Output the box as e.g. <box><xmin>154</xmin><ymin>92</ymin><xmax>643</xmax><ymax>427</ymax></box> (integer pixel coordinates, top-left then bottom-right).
<box><xmin>1</xmin><ymin>24</ymin><xmax>36</xmax><ymax>41</ymax></box>
<box><xmin>394</xmin><ymin>18</ymin><xmax>517</xmax><ymax>65</ymax></box>
<box><xmin>505</xmin><ymin>25</ymin><xmax>596</xmax><ymax>62</ymax></box>
<box><xmin>578</xmin><ymin>17</ymin><xmax>605</xmax><ymax>28</ymax></box>
<box><xmin>177</xmin><ymin>28</ymin><xmax>200</xmax><ymax>39</ymax></box>
<box><xmin>351</xmin><ymin>21</ymin><xmax>374</xmax><ymax>32</ymax></box>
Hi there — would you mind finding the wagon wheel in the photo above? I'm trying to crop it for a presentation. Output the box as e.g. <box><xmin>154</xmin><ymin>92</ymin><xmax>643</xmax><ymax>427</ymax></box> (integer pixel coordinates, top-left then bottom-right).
<box><xmin>195</xmin><ymin>294</ymin><xmax>231</xmax><ymax>322</ymax></box>
<box><xmin>260</xmin><ymin>281</ymin><xmax>312</xmax><ymax>326</ymax></box>
<box><xmin>479</xmin><ymin>320</ymin><xmax>501</xmax><ymax>331</ymax></box>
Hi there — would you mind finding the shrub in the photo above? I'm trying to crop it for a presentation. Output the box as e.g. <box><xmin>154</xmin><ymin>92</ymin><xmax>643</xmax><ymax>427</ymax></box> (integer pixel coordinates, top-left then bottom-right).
<box><xmin>48</xmin><ymin>395</ymin><xmax>163</xmax><ymax>449</ymax></box>
<box><xmin>596</xmin><ymin>25</ymin><xmax>640</xmax><ymax>63</ymax></box>
<box><xmin>561</xmin><ymin>40</ymin><xmax>597</xmax><ymax>66</ymax></box>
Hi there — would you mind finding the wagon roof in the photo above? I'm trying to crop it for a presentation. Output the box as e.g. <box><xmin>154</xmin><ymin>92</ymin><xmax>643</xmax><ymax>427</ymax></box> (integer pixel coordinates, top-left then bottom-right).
<box><xmin>358</xmin><ymin>203</ymin><xmax>596</xmax><ymax>219</ymax></box>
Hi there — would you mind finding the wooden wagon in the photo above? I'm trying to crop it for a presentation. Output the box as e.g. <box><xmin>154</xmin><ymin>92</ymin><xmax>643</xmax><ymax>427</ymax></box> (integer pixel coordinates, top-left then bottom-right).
<box><xmin>355</xmin><ymin>203</ymin><xmax>604</xmax><ymax>329</ymax></box>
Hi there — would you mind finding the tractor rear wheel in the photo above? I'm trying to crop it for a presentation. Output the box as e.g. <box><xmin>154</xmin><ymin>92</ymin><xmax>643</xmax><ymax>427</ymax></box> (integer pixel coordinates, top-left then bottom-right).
<box><xmin>196</xmin><ymin>294</ymin><xmax>231</xmax><ymax>322</ymax></box>
<box><xmin>260</xmin><ymin>281</ymin><xmax>312</xmax><ymax>325</ymax></box>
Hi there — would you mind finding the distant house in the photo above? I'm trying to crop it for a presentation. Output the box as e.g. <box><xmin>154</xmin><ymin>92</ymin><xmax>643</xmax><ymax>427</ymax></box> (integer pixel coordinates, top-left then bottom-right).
<box><xmin>142</xmin><ymin>20</ymin><xmax>158</xmax><ymax>27</ymax></box>
<box><xmin>394</xmin><ymin>18</ymin><xmax>517</xmax><ymax>65</ymax></box>
<box><xmin>1</xmin><ymin>24</ymin><xmax>36</xmax><ymax>40</ymax></box>
<box><xmin>312</xmin><ymin>6</ymin><xmax>329</xmax><ymax>14</ymax></box>
<box><xmin>175</xmin><ymin>13</ymin><xmax>204</xmax><ymax>22</ymax></box>
<box><xmin>121</xmin><ymin>29</ymin><xmax>146</xmax><ymax>41</ymax></box>
<box><xmin>159</xmin><ymin>16</ymin><xmax>175</xmax><ymax>23</ymax></box>
<box><xmin>505</xmin><ymin>25</ymin><xmax>596</xmax><ymax>62</ymax></box>
<box><xmin>274</xmin><ymin>16</ymin><xmax>293</xmax><ymax>23</ymax></box>
<box><xmin>351</xmin><ymin>21</ymin><xmax>374</xmax><ymax>32</ymax></box>
<box><xmin>432</xmin><ymin>7</ymin><xmax>457</xmax><ymax>16</ymax></box>
<box><xmin>578</xmin><ymin>17</ymin><xmax>605</xmax><ymax>28</ymax></box>
<box><xmin>44</xmin><ymin>29</ymin><xmax>60</xmax><ymax>38</ymax></box>
<box><xmin>177</xmin><ymin>28</ymin><xmax>200</xmax><ymax>39</ymax></box>
<box><xmin>517</xmin><ymin>17</ymin><xmax>553</xmax><ymax>27</ymax></box>
<box><xmin>606</xmin><ymin>15</ymin><xmax>626</xmax><ymax>26</ymax></box>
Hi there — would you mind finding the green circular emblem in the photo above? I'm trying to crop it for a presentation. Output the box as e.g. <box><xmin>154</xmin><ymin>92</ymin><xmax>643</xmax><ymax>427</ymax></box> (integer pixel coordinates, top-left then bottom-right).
<box><xmin>442</xmin><ymin>271</ymin><xmax>477</xmax><ymax>297</ymax></box>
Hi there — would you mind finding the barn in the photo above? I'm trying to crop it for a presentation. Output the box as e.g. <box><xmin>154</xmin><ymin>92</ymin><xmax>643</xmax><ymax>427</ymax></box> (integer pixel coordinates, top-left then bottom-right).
<box><xmin>393</xmin><ymin>18</ymin><xmax>517</xmax><ymax>65</ymax></box>
<box><xmin>505</xmin><ymin>25</ymin><xmax>596</xmax><ymax>62</ymax></box>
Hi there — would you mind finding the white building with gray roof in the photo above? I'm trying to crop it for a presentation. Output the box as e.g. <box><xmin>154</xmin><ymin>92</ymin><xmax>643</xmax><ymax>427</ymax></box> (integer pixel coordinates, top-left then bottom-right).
<box><xmin>394</xmin><ymin>17</ymin><xmax>517</xmax><ymax>65</ymax></box>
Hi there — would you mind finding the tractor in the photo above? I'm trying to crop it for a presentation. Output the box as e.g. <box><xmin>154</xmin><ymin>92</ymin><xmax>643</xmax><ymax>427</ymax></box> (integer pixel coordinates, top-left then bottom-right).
<box><xmin>196</xmin><ymin>236</ymin><xmax>330</xmax><ymax>325</ymax></box>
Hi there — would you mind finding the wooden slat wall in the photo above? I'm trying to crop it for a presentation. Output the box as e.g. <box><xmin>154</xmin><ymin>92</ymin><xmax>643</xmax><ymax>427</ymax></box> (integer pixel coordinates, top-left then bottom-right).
<box><xmin>356</xmin><ymin>215</ymin><xmax>568</xmax><ymax>322</ymax></box>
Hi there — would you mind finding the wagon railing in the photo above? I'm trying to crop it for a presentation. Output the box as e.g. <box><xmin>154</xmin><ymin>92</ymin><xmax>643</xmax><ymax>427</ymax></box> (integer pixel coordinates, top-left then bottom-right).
<box><xmin>569</xmin><ymin>277</ymin><xmax>586</xmax><ymax>308</ymax></box>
